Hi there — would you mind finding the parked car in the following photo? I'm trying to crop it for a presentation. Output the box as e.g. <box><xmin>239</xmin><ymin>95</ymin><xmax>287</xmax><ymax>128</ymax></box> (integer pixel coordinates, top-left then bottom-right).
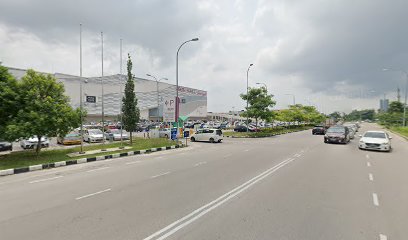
<box><xmin>359</xmin><ymin>131</ymin><xmax>392</xmax><ymax>152</ymax></box>
<box><xmin>190</xmin><ymin>129</ymin><xmax>223</xmax><ymax>143</ymax></box>
<box><xmin>104</xmin><ymin>129</ymin><xmax>130</xmax><ymax>141</ymax></box>
<box><xmin>234</xmin><ymin>125</ymin><xmax>248</xmax><ymax>132</ymax></box>
<box><xmin>0</xmin><ymin>140</ymin><xmax>12</xmax><ymax>152</ymax></box>
<box><xmin>83</xmin><ymin>129</ymin><xmax>104</xmax><ymax>143</ymax></box>
<box><xmin>312</xmin><ymin>125</ymin><xmax>326</xmax><ymax>135</ymax></box>
<box><xmin>57</xmin><ymin>133</ymin><xmax>82</xmax><ymax>145</ymax></box>
<box><xmin>159</xmin><ymin>128</ymin><xmax>171</xmax><ymax>138</ymax></box>
<box><xmin>20</xmin><ymin>136</ymin><xmax>50</xmax><ymax>149</ymax></box>
<box><xmin>324</xmin><ymin>126</ymin><xmax>350</xmax><ymax>144</ymax></box>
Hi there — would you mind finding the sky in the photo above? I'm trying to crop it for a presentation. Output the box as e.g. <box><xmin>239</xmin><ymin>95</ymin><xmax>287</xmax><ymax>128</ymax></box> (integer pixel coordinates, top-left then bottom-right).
<box><xmin>0</xmin><ymin>0</ymin><xmax>407</xmax><ymax>114</ymax></box>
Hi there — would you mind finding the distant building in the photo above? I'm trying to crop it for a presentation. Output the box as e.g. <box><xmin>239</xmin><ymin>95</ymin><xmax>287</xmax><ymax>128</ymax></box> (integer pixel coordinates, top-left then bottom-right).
<box><xmin>379</xmin><ymin>99</ymin><xmax>389</xmax><ymax>112</ymax></box>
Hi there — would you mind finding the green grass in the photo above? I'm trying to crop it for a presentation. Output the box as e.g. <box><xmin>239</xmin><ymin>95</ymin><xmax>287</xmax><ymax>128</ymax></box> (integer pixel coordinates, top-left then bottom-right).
<box><xmin>0</xmin><ymin>138</ymin><xmax>177</xmax><ymax>170</ymax></box>
<box><xmin>390</xmin><ymin>126</ymin><xmax>408</xmax><ymax>138</ymax></box>
<box><xmin>224</xmin><ymin>126</ymin><xmax>311</xmax><ymax>138</ymax></box>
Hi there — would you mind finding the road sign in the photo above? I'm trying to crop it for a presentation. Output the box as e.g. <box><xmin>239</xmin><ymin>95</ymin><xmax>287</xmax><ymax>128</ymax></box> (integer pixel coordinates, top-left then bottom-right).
<box><xmin>183</xmin><ymin>131</ymin><xmax>190</xmax><ymax>138</ymax></box>
<box><xmin>163</xmin><ymin>97</ymin><xmax>176</xmax><ymax>122</ymax></box>
<box><xmin>171</xmin><ymin>128</ymin><xmax>177</xmax><ymax>140</ymax></box>
<box><xmin>86</xmin><ymin>96</ymin><xmax>96</xmax><ymax>103</ymax></box>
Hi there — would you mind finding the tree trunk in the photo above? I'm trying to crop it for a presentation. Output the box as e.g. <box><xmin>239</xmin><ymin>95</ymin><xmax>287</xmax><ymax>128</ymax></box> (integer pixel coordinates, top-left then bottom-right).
<box><xmin>255</xmin><ymin>118</ymin><xmax>258</xmax><ymax>129</ymax></box>
<box><xmin>130</xmin><ymin>132</ymin><xmax>133</xmax><ymax>145</ymax></box>
<box><xmin>36</xmin><ymin>135</ymin><xmax>42</xmax><ymax>155</ymax></box>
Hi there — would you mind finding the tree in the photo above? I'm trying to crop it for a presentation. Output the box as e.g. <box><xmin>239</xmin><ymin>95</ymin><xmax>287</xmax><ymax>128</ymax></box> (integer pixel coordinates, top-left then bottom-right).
<box><xmin>388</xmin><ymin>101</ymin><xmax>404</xmax><ymax>113</ymax></box>
<box><xmin>5</xmin><ymin>70</ymin><xmax>81</xmax><ymax>154</ymax></box>
<box><xmin>240</xmin><ymin>87</ymin><xmax>276</xmax><ymax>127</ymax></box>
<box><xmin>0</xmin><ymin>66</ymin><xmax>19</xmax><ymax>137</ymax></box>
<box><xmin>328</xmin><ymin>111</ymin><xmax>342</xmax><ymax>121</ymax></box>
<box><xmin>122</xmin><ymin>54</ymin><xmax>140</xmax><ymax>144</ymax></box>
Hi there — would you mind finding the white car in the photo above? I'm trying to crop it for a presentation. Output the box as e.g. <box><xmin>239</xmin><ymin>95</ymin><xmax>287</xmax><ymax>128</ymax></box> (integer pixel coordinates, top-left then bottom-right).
<box><xmin>20</xmin><ymin>136</ymin><xmax>50</xmax><ymax>149</ymax></box>
<box><xmin>83</xmin><ymin>129</ymin><xmax>104</xmax><ymax>143</ymax></box>
<box><xmin>159</xmin><ymin>128</ymin><xmax>171</xmax><ymax>138</ymax></box>
<box><xmin>190</xmin><ymin>129</ymin><xmax>223</xmax><ymax>143</ymax></box>
<box><xmin>359</xmin><ymin>131</ymin><xmax>392</xmax><ymax>152</ymax></box>
<box><xmin>105</xmin><ymin>129</ymin><xmax>130</xmax><ymax>141</ymax></box>
<box><xmin>344</xmin><ymin>125</ymin><xmax>356</xmax><ymax>139</ymax></box>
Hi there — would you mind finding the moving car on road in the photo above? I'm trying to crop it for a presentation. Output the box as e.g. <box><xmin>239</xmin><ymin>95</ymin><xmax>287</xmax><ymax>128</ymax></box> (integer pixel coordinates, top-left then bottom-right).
<box><xmin>57</xmin><ymin>133</ymin><xmax>82</xmax><ymax>145</ymax></box>
<box><xmin>312</xmin><ymin>125</ymin><xmax>326</xmax><ymax>135</ymax></box>
<box><xmin>359</xmin><ymin>131</ymin><xmax>392</xmax><ymax>152</ymax></box>
<box><xmin>191</xmin><ymin>129</ymin><xmax>223</xmax><ymax>143</ymax></box>
<box><xmin>83</xmin><ymin>129</ymin><xmax>104</xmax><ymax>143</ymax></box>
<box><xmin>20</xmin><ymin>136</ymin><xmax>50</xmax><ymax>149</ymax></box>
<box><xmin>324</xmin><ymin>126</ymin><xmax>350</xmax><ymax>144</ymax></box>
<box><xmin>0</xmin><ymin>140</ymin><xmax>12</xmax><ymax>152</ymax></box>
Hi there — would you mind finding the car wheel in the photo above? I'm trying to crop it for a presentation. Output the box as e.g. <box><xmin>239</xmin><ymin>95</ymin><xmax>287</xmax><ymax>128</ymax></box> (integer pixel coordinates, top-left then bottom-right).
<box><xmin>218</xmin><ymin>140</ymin><xmax>222</xmax><ymax>143</ymax></box>
<box><xmin>164</xmin><ymin>134</ymin><xmax>168</xmax><ymax>138</ymax></box>
<box><xmin>190</xmin><ymin>137</ymin><xmax>195</xmax><ymax>142</ymax></box>
<box><xmin>209</xmin><ymin>138</ymin><xmax>215</xmax><ymax>143</ymax></box>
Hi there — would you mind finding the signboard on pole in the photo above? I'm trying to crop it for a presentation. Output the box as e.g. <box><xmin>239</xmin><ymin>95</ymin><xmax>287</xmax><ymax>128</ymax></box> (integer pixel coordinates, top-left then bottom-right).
<box><xmin>171</xmin><ymin>128</ymin><xmax>177</xmax><ymax>140</ymax></box>
<box><xmin>86</xmin><ymin>96</ymin><xmax>96</xmax><ymax>103</ymax></box>
<box><xmin>163</xmin><ymin>98</ymin><xmax>176</xmax><ymax>122</ymax></box>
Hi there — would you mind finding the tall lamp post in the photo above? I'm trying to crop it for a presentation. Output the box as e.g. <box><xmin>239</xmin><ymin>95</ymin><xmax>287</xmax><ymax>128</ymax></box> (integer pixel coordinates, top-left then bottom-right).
<box><xmin>246</xmin><ymin>63</ymin><xmax>254</xmax><ymax>132</ymax></box>
<box><xmin>176</xmin><ymin>38</ymin><xmax>199</xmax><ymax>136</ymax></box>
<box><xmin>146</xmin><ymin>74</ymin><xmax>168</xmax><ymax>121</ymax></box>
<box><xmin>285</xmin><ymin>93</ymin><xmax>296</xmax><ymax>106</ymax></box>
<box><xmin>79</xmin><ymin>24</ymin><xmax>85</xmax><ymax>154</ymax></box>
<box><xmin>256</xmin><ymin>82</ymin><xmax>267</xmax><ymax>92</ymax></box>
<box><xmin>383</xmin><ymin>68</ymin><xmax>408</xmax><ymax>126</ymax></box>
<box><xmin>101</xmin><ymin>31</ymin><xmax>106</xmax><ymax>151</ymax></box>
<box><xmin>119</xmin><ymin>38</ymin><xmax>124</xmax><ymax>149</ymax></box>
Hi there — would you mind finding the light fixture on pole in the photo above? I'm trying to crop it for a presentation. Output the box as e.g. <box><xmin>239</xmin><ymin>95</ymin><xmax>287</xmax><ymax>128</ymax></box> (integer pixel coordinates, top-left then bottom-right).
<box><xmin>383</xmin><ymin>68</ymin><xmax>408</xmax><ymax>126</ymax></box>
<box><xmin>101</xmin><ymin>31</ymin><xmax>106</xmax><ymax>151</ymax></box>
<box><xmin>146</xmin><ymin>74</ymin><xmax>168</xmax><ymax>121</ymax></box>
<box><xmin>176</xmin><ymin>38</ymin><xmax>199</xmax><ymax>136</ymax></box>
<box><xmin>246</xmin><ymin>63</ymin><xmax>254</xmax><ymax>132</ymax></box>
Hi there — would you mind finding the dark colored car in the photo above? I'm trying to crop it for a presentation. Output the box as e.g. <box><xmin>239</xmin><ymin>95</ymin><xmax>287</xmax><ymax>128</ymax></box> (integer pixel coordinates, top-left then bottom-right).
<box><xmin>0</xmin><ymin>140</ymin><xmax>12</xmax><ymax>152</ymax></box>
<box><xmin>324</xmin><ymin>126</ymin><xmax>350</xmax><ymax>144</ymax></box>
<box><xmin>312</xmin><ymin>125</ymin><xmax>326</xmax><ymax>135</ymax></box>
<box><xmin>234</xmin><ymin>125</ymin><xmax>248</xmax><ymax>132</ymax></box>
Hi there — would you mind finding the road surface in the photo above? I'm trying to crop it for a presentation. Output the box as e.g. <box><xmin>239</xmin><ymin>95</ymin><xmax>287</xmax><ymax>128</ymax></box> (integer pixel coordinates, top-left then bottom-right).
<box><xmin>0</xmin><ymin>123</ymin><xmax>406</xmax><ymax>240</ymax></box>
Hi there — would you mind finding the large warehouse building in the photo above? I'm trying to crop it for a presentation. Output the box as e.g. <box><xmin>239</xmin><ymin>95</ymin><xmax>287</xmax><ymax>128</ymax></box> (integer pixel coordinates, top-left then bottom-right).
<box><xmin>7</xmin><ymin>67</ymin><xmax>207</xmax><ymax>122</ymax></box>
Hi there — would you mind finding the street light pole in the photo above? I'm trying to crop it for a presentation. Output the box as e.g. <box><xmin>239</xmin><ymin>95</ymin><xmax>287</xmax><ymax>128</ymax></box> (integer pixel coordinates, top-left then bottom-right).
<box><xmin>146</xmin><ymin>74</ymin><xmax>168</xmax><ymax>121</ymax></box>
<box><xmin>176</xmin><ymin>38</ymin><xmax>199</xmax><ymax>137</ymax></box>
<box><xmin>79</xmin><ymin>23</ymin><xmax>85</xmax><ymax>154</ymax></box>
<box><xmin>101</xmin><ymin>31</ymin><xmax>106</xmax><ymax>151</ymax></box>
<box><xmin>119</xmin><ymin>38</ymin><xmax>124</xmax><ymax>149</ymax></box>
<box><xmin>285</xmin><ymin>93</ymin><xmax>296</xmax><ymax>105</ymax></box>
<box><xmin>383</xmin><ymin>68</ymin><xmax>408</xmax><ymax>126</ymax></box>
<box><xmin>246</xmin><ymin>63</ymin><xmax>254</xmax><ymax>132</ymax></box>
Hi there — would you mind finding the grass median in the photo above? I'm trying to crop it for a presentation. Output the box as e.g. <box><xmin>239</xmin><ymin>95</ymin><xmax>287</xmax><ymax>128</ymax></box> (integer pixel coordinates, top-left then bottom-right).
<box><xmin>389</xmin><ymin>126</ymin><xmax>408</xmax><ymax>138</ymax></box>
<box><xmin>0</xmin><ymin>138</ymin><xmax>177</xmax><ymax>170</ymax></box>
<box><xmin>224</xmin><ymin>126</ymin><xmax>312</xmax><ymax>138</ymax></box>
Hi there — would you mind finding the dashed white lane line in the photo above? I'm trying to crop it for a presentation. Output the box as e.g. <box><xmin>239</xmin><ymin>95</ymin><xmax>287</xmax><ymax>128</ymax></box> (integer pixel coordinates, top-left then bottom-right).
<box><xmin>75</xmin><ymin>188</ymin><xmax>111</xmax><ymax>200</ymax></box>
<box><xmin>86</xmin><ymin>167</ymin><xmax>110</xmax><ymax>173</ymax></box>
<box><xmin>126</xmin><ymin>160</ymin><xmax>142</xmax><ymax>165</ymax></box>
<box><xmin>194</xmin><ymin>162</ymin><xmax>207</xmax><ymax>167</ymax></box>
<box><xmin>29</xmin><ymin>176</ymin><xmax>63</xmax><ymax>184</ymax></box>
<box><xmin>244</xmin><ymin>149</ymin><xmax>250</xmax><ymax>152</ymax></box>
<box><xmin>366</xmin><ymin>154</ymin><xmax>370</xmax><ymax>159</ymax></box>
<box><xmin>379</xmin><ymin>234</ymin><xmax>388</xmax><ymax>240</ymax></box>
<box><xmin>372</xmin><ymin>193</ymin><xmax>380</xmax><ymax>206</ymax></box>
<box><xmin>367</xmin><ymin>162</ymin><xmax>371</xmax><ymax>167</ymax></box>
<box><xmin>369</xmin><ymin>173</ymin><xmax>374</xmax><ymax>181</ymax></box>
<box><xmin>151</xmin><ymin>172</ymin><xmax>171</xmax><ymax>179</ymax></box>
<box><xmin>223</xmin><ymin>154</ymin><xmax>232</xmax><ymax>158</ymax></box>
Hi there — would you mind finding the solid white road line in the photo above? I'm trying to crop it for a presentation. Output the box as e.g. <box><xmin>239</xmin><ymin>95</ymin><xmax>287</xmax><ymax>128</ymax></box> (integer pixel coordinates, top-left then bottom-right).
<box><xmin>75</xmin><ymin>188</ymin><xmax>111</xmax><ymax>200</ymax></box>
<box><xmin>86</xmin><ymin>167</ymin><xmax>110</xmax><ymax>173</ymax></box>
<box><xmin>379</xmin><ymin>234</ymin><xmax>388</xmax><ymax>240</ymax></box>
<box><xmin>372</xmin><ymin>193</ymin><xmax>380</xmax><ymax>206</ymax></box>
<box><xmin>367</xmin><ymin>162</ymin><xmax>371</xmax><ymax>167</ymax></box>
<box><xmin>29</xmin><ymin>176</ymin><xmax>63</xmax><ymax>184</ymax></box>
<box><xmin>151</xmin><ymin>172</ymin><xmax>171</xmax><ymax>179</ymax></box>
<box><xmin>369</xmin><ymin>173</ymin><xmax>374</xmax><ymax>181</ymax></box>
<box><xmin>294</xmin><ymin>154</ymin><xmax>301</xmax><ymax>157</ymax></box>
<box><xmin>194</xmin><ymin>162</ymin><xmax>207</xmax><ymax>167</ymax></box>
<box><xmin>126</xmin><ymin>160</ymin><xmax>142</xmax><ymax>165</ymax></box>
<box><xmin>143</xmin><ymin>158</ymin><xmax>295</xmax><ymax>240</ymax></box>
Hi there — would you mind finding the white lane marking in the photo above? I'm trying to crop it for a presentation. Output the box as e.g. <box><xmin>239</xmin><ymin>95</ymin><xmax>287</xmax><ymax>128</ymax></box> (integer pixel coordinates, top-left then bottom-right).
<box><xmin>194</xmin><ymin>161</ymin><xmax>207</xmax><ymax>167</ymax></box>
<box><xmin>366</xmin><ymin>154</ymin><xmax>370</xmax><ymax>159</ymax></box>
<box><xmin>151</xmin><ymin>172</ymin><xmax>171</xmax><ymax>179</ymax></box>
<box><xmin>372</xmin><ymin>193</ymin><xmax>380</xmax><ymax>206</ymax></box>
<box><xmin>29</xmin><ymin>176</ymin><xmax>63</xmax><ymax>184</ymax></box>
<box><xmin>75</xmin><ymin>188</ymin><xmax>111</xmax><ymax>200</ymax></box>
<box><xmin>294</xmin><ymin>154</ymin><xmax>301</xmax><ymax>157</ymax></box>
<box><xmin>367</xmin><ymin>162</ymin><xmax>371</xmax><ymax>167</ymax></box>
<box><xmin>126</xmin><ymin>160</ymin><xmax>142</xmax><ymax>165</ymax></box>
<box><xmin>143</xmin><ymin>158</ymin><xmax>295</xmax><ymax>240</ymax></box>
<box><xmin>379</xmin><ymin>234</ymin><xmax>388</xmax><ymax>240</ymax></box>
<box><xmin>369</xmin><ymin>173</ymin><xmax>374</xmax><ymax>181</ymax></box>
<box><xmin>156</xmin><ymin>156</ymin><xmax>164</xmax><ymax>159</ymax></box>
<box><xmin>244</xmin><ymin>149</ymin><xmax>250</xmax><ymax>152</ymax></box>
<box><xmin>86</xmin><ymin>167</ymin><xmax>110</xmax><ymax>173</ymax></box>
<box><xmin>223</xmin><ymin>154</ymin><xmax>232</xmax><ymax>158</ymax></box>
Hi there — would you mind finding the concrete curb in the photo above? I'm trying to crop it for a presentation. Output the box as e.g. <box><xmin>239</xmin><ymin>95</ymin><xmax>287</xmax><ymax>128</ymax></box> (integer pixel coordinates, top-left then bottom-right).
<box><xmin>0</xmin><ymin>144</ymin><xmax>183</xmax><ymax>177</ymax></box>
<box><xmin>224</xmin><ymin>129</ymin><xmax>308</xmax><ymax>138</ymax></box>
<box><xmin>388</xmin><ymin>129</ymin><xmax>408</xmax><ymax>141</ymax></box>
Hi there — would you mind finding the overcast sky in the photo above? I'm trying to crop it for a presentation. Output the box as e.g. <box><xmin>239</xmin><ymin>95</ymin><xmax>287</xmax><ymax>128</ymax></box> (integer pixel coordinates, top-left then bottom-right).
<box><xmin>1</xmin><ymin>0</ymin><xmax>407</xmax><ymax>113</ymax></box>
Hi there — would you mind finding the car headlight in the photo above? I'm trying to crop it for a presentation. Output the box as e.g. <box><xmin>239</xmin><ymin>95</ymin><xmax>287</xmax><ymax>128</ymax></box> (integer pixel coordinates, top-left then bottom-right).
<box><xmin>359</xmin><ymin>140</ymin><xmax>365</xmax><ymax>144</ymax></box>
<box><xmin>381</xmin><ymin>142</ymin><xmax>389</xmax><ymax>145</ymax></box>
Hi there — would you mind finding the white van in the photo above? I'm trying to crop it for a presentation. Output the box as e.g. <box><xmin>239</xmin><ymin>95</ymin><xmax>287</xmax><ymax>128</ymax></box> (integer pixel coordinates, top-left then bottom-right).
<box><xmin>190</xmin><ymin>129</ymin><xmax>223</xmax><ymax>143</ymax></box>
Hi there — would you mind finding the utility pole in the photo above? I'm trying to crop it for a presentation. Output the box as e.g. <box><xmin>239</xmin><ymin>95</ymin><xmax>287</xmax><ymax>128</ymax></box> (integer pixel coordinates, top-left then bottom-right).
<box><xmin>101</xmin><ymin>31</ymin><xmax>106</xmax><ymax>151</ymax></box>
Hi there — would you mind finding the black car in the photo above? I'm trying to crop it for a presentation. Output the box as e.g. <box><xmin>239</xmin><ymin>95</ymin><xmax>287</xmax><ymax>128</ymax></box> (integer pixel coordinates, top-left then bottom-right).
<box><xmin>0</xmin><ymin>140</ymin><xmax>12</xmax><ymax>152</ymax></box>
<box><xmin>312</xmin><ymin>125</ymin><xmax>326</xmax><ymax>135</ymax></box>
<box><xmin>234</xmin><ymin>125</ymin><xmax>248</xmax><ymax>132</ymax></box>
<box><xmin>324</xmin><ymin>126</ymin><xmax>350</xmax><ymax>144</ymax></box>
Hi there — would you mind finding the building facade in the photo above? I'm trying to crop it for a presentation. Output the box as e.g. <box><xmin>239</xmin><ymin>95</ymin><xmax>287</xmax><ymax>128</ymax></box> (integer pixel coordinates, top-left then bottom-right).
<box><xmin>379</xmin><ymin>99</ymin><xmax>389</xmax><ymax>112</ymax></box>
<box><xmin>8</xmin><ymin>67</ymin><xmax>207</xmax><ymax>122</ymax></box>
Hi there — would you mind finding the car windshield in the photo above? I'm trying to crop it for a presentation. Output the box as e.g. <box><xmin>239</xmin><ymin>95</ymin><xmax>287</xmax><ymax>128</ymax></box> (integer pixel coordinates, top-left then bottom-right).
<box><xmin>327</xmin><ymin>127</ymin><xmax>345</xmax><ymax>133</ymax></box>
<box><xmin>364</xmin><ymin>132</ymin><xmax>386</xmax><ymax>138</ymax></box>
<box><xmin>110</xmin><ymin>129</ymin><xmax>120</xmax><ymax>134</ymax></box>
<box><xmin>88</xmin><ymin>129</ymin><xmax>102</xmax><ymax>134</ymax></box>
<box><xmin>66</xmin><ymin>133</ymin><xmax>79</xmax><ymax>137</ymax></box>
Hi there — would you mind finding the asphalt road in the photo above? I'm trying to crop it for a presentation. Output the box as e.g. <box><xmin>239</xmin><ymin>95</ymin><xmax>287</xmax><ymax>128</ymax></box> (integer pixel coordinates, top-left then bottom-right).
<box><xmin>0</xmin><ymin>123</ymin><xmax>406</xmax><ymax>240</ymax></box>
